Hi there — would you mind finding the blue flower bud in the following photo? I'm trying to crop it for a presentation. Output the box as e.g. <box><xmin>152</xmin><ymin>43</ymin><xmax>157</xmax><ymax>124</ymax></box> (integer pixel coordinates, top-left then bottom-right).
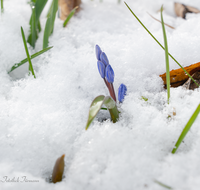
<box><xmin>106</xmin><ymin>65</ymin><xmax>114</xmax><ymax>83</ymax></box>
<box><xmin>100</xmin><ymin>52</ymin><xmax>109</xmax><ymax>66</ymax></box>
<box><xmin>95</xmin><ymin>45</ymin><xmax>102</xmax><ymax>61</ymax></box>
<box><xmin>118</xmin><ymin>83</ymin><xmax>127</xmax><ymax>103</ymax></box>
<box><xmin>97</xmin><ymin>61</ymin><xmax>106</xmax><ymax>78</ymax></box>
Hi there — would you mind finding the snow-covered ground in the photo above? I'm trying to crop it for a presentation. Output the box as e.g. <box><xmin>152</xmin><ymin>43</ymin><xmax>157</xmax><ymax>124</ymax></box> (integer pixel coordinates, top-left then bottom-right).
<box><xmin>1</xmin><ymin>0</ymin><xmax>200</xmax><ymax>189</ymax></box>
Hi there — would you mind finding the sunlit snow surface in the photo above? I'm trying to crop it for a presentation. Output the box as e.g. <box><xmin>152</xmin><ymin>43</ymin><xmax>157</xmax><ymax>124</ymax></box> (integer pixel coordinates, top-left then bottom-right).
<box><xmin>0</xmin><ymin>0</ymin><xmax>200</xmax><ymax>189</ymax></box>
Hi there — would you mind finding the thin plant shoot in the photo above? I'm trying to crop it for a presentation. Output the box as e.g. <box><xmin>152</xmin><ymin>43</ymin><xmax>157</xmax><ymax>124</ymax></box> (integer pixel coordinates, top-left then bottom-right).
<box><xmin>8</xmin><ymin>46</ymin><xmax>53</xmax><ymax>73</ymax></box>
<box><xmin>124</xmin><ymin>2</ymin><xmax>199</xmax><ymax>88</ymax></box>
<box><xmin>1</xmin><ymin>0</ymin><xmax>3</xmax><ymax>13</ymax></box>
<box><xmin>63</xmin><ymin>6</ymin><xmax>78</xmax><ymax>27</ymax></box>
<box><xmin>43</xmin><ymin>0</ymin><xmax>58</xmax><ymax>49</ymax></box>
<box><xmin>161</xmin><ymin>6</ymin><xmax>170</xmax><ymax>103</ymax></box>
<box><xmin>21</xmin><ymin>27</ymin><xmax>36</xmax><ymax>78</ymax></box>
<box><xmin>172</xmin><ymin>104</ymin><xmax>200</xmax><ymax>154</ymax></box>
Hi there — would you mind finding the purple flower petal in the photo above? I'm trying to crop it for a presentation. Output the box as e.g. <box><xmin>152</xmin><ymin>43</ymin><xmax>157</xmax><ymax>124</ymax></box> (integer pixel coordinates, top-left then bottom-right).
<box><xmin>106</xmin><ymin>65</ymin><xmax>114</xmax><ymax>83</ymax></box>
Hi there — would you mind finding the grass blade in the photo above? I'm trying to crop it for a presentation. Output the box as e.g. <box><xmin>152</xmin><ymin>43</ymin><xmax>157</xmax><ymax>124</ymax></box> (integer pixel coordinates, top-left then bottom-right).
<box><xmin>124</xmin><ymin>2</ymin><xmax>199</xmax><ymax>88</ymax></box>
<box><xmin>30</xmin><ymin>3</ymin><xmax>37</xmax><ymax>49</ymax></box>
<box><xmin>1</xmin><ymin>0</ymin><xmax>3</xmax><ymax>13</ymax></box>
<box><xmin>172</xmin><ymin>104</ymin><xmax>200</xmax><ymax>154</ymax></box>
<box><xmin>63</xmin><ymin>6</ymin><xmax>78</xmax><ymax>27</ymax></box>
<box><xmin>27</xmin><ymin>0</ymin><xmax>48</xmax><ymax>48</ymax></box>
<box><xmin>154</xmin><ymin>180</ymin><xmax>173</xmax><ymax>189</ymax></box>
<box><xmin>8</xmin><ymin>46</ymin><xmax>53</xmax><ymax>73</ymax></box>
<box><xmin>46</xmin><ymin>0</ymin><xmax>53</xmax><ymax>18</ymax></box>
<box><xmin>161</xmin><ymin>6</ymin><xmax>170</xmax><ymax>104</ymax></box>
<box><xmin>43</xmin><ymin>0</ymin><xmax>58</xmax><ymax>49</ymax></box>
<box><xmin>21</xmin><ymin>27</ymin><xmax>36</xmax><ymax>78</ymax></box>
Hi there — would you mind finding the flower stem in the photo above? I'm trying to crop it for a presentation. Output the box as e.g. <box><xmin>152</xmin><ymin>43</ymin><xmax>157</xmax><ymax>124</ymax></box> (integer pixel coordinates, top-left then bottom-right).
<box><xmin>110</xmin><ymin>83</ymin><xmax>116</xmax><ymax>102</ymax></box>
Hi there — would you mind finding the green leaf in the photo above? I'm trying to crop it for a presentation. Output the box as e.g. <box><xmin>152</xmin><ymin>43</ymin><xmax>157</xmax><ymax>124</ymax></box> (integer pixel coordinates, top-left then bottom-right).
<box><xmin>27</xmin><ymin>0</ymin><xmax>48</xmax><ymax>48</ymax></box>
<box><xmin>1</xmin><ymin>0</ymin><xmax>3</xmax><ymax>13</ymax></box>
<box><xmin>21</xmin><ymin>27</ymin><xmax>36</xmax><ymax>78</ymax></box>
<box><xmin>85</xmin><ymin>95</ymin><xmax>119</xmax><ymax>130</ymax></box>
<box><xmin>124</xmin><ymin>2</ymin><xmax>199</xmax><ymax>88</ymax></box>
<box><xmin>161</xmin><ymin>6</ymin><xmax>170</xmax><ymax>104</ymax></box>
<box><xmin>8</xmin><ymin>46</ymin><xmax>53</xmax><ymax>73</ymax></box>
<box><xmin>172</xmin><ymin>104</ymin><xmax>200</xmax><ymax>154</ymax></box>
<box><xmin>43</xmin><ymin>0</ymin><xmax>58</xmax><ymax>49</ymax></box>
<box><xmin>63</xmin><ymin>6</ymin><xmax>78</xmax><ymax>27</ymax></box>
<box><xmin>103</xmin><ymin>96</ymin><xmax>119</xmax><ymax>123</ymax></box>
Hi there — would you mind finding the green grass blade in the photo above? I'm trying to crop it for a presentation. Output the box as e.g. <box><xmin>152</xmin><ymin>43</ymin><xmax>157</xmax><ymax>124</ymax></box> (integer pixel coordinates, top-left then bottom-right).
<box><xmin>21</xmin><ymin>27</ymin><xmax>36</xmax><ymax>78</ymax></box>
<box><xmin>27</xmin><ymin>0</ymin><xmax>48</xmax><ymax>48</ymax></box>
<box><xmin>161</xmin><ymin>6</ymin><xmax>170</xmax><ymax>104</ymax></box>
<box><xmin>63</xmin><ymin>6</ymin><xmax>78</xmax><ymax>27</ymax></box>
<box><xmin>154</xmin><ymin>180</ymin><xmax>173</xmax><ymax>189</ymax></box>
<box><xmin>172</xmin><ymin>104</ymin><xmax>200</xmax><ymax>154</ymax></box>
<box><xmin>30</xmin><ymin>4</ymin><xmax>37</xmax><ymax>49</ymax></box>
<box><xmin>43</xmin><ymin>0</ymin><xmax>58</xmax><ymax>49</ymax></box>
<box><xmin>1</xmin><ymin>0</ymin><xmax>3</xmax><ymax>13</ymax></box>
<box><xmin>8</xmin><ymin>46</ymin><xmax>53</xmax><ymax>73</ymax></box>
<box><xmin>46</xmin><ymin>0</ymin><xmax>53</xmax><ymax>18</ymax></box>
<box><xmin>124</xmin><ymin>2</ymin><xmax>199</xmax><ymax>88</ymax></box>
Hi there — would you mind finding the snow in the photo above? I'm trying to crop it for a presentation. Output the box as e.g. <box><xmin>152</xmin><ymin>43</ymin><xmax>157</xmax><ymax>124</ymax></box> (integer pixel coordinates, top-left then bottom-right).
<box><xmin>0</xmin><ymin>0</ymin><xmax>200</xmax><ymax>189</ymax></box>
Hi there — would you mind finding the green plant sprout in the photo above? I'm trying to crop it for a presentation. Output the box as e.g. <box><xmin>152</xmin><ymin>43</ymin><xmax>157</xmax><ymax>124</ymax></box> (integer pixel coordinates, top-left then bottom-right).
<box><xmin>63</xmin><ymin>6</ymin><xmax>78</xmax><ymax>27</ymax></box>
<box><xmin>28</xmin><ymin>0</ymin><xmax>48</xmax><ymax>48</ymax></box>
<box><xmin>124</xmin><ymin>2</ymin><xmax>199</xmax><ymax>88</ymax></box>
<box><xmin>85</xmin><ymin>95</ymin><xmax>119</xmax><ymax>130</ymax></box>
<box><xmin>172</xmin><ymin>103</ymin><xmax>200</xmax><ymax>154</ymax></box>
<box><xmin>1</xmin><ymin>0</ymin><xmax>3</xmax><ymax>13</ymax></box>
<box><xmin>8</xmin><ymin>46</ymin><xmax>53</xmax><ymax>73</ymax></box>
<box><xmin>21</xmin><ymin>27</ymin><xmax>36</xmax><ymax>78</ymax></box>
<box><xmin>43</xmin><ymin>0</ymin><xmax>58</xmax><ymax>49</ymax></box>
<box><xmin>161</xmin><ymin>6</ymin><xmax>170</xmax><ymax>104</ymax></box>
<box><xmin>85</xmin><ymin>45</ymin><xmax>127</xmax><ymax>130</ymax></box>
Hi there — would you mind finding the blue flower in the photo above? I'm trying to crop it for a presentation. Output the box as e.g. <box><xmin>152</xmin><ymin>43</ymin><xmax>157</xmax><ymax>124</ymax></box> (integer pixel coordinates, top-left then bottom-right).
<box><xmin>106</xmin><ymin>65</ymin><xmax>114</xmax><ymax>83</ymax></box>
<box><xmin>100</xmin><ymin>52</ymin><xmax>109</xmax><ymax>66</ymax></box>
<box><xmin>95</xmin><ymin>45</ymin><xmax>102</xmax><ymax>61</ymax></box>
<box><xmin>118</xmin><ymin>83</ymin><xmax>127</xmax><ymax>103</ymax></box>
<box><xmin>97</xmin><ymin>61</ymin><xmax>106</xmax><ymax>78</ymax></box>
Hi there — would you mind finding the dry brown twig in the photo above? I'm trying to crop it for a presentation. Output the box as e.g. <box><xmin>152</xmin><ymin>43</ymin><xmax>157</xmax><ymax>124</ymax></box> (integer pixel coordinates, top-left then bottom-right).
<box><xmin>147</xmin><ymin>12</ymin><xmax>175</xmax><ymax>29</ymax></box>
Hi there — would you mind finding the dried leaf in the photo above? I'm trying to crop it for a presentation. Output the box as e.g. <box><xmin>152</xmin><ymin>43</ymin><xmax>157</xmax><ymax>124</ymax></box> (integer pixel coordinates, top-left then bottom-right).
<box><xmin>52</xmin><ymin>154</ymin><xmax>65</xmax><ymax>183</ymax></box>
<box><xmin>174</xmin><ymin>2</ymin><xmax>200</xmax><ymax>19</ymax></box>
<box><xmin>183</xmin><ymin>71</ymin><xmax>200</xmax><ymax>90</ymax></box>
<box><xmin>160</xmin><ymin>62</ymin><xmax>200</xmax><ymax>88</ymax></box>
<box><xmin>58</xmin><ymin>0</ymin><xmax>81</xmax><ymax>20</ymax></box>
<box><xmin>147</xmin><ymin>12</ymin><xmax>175</xmax><ymax>29</ymax></box>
